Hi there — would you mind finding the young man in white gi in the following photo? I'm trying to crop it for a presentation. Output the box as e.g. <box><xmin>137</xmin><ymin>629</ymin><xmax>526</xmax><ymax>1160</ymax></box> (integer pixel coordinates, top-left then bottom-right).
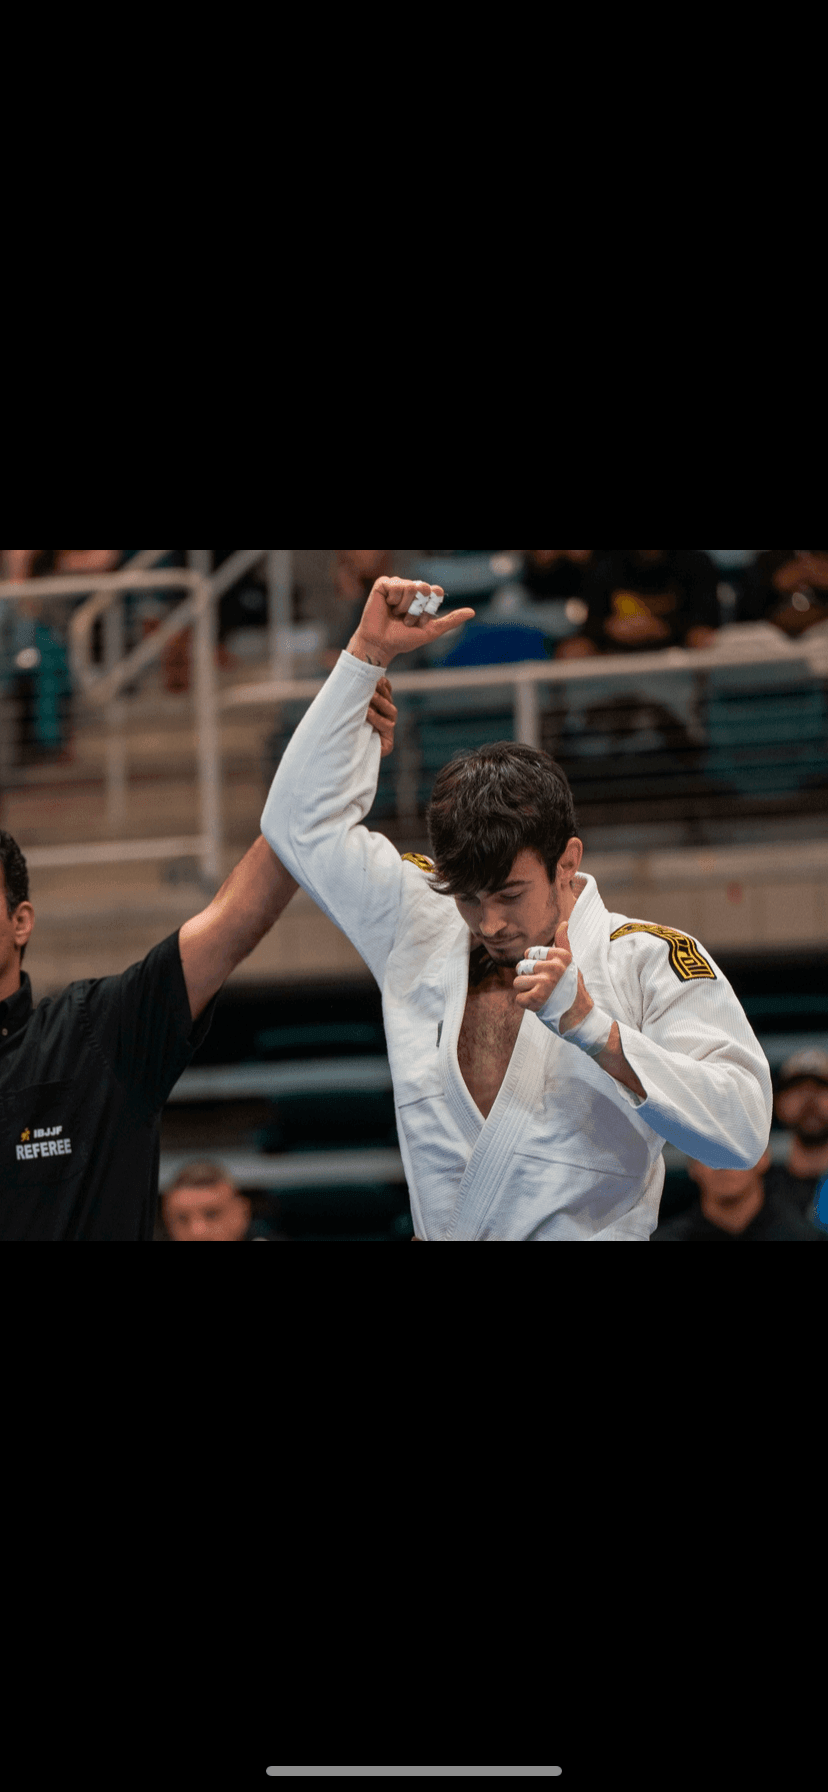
<box><xmin>260</xmin><ymin>575</ymin><xmax>773</xmax><ymax>1241</ymax></box>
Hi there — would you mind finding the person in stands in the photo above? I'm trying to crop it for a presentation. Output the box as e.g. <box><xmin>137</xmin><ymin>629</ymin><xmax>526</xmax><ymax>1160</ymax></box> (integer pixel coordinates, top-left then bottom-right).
<box><xmin>519</xmin><ymin>550</ymin><xmax>597</xmax><ymax>603</ymax></box>
<box><xmin>651</xmin><ymin>1147</ymin><xmax>828</xmax><ymax>1240</ymax></box>
<box><xmin>737</xmin><ymin>550</ymin><xmax>828</xmax><ymax>638</ymax></box>
<box><xmin>159</xmin><ymin>1160</ymin><xmax>287</xmax><ymax>1241</ymax></box>
<box><xmin>556</xmin><ymin>549</ymin><xmax>720</xmax><ymax>661</ymax></box>
<box><xmin>761</xmin><ymin>1048</ymin><xmax>828</xmax><ymax>1230</ymax></box>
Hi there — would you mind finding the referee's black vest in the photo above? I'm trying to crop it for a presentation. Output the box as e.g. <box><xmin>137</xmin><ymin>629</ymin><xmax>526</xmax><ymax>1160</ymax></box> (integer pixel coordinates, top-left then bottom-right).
<box><xmin>0</xmin><ymin>931</ymin><xmax>217</xmax><ymax>1241</ymax></box>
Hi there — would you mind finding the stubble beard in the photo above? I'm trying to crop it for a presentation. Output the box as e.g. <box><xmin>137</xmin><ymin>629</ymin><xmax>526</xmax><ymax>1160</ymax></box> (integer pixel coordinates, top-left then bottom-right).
<box><xmin>477</xmin><ymin>893</ymin><xmax>562</xmax><ymax>971</ymax></box>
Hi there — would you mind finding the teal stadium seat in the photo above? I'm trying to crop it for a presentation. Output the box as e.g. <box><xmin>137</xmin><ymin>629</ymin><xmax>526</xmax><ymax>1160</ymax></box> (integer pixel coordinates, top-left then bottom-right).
<box><xmin>703</xmin><ymin>666</ymin><xmax>828</xmax><ymax>796</ymax></box>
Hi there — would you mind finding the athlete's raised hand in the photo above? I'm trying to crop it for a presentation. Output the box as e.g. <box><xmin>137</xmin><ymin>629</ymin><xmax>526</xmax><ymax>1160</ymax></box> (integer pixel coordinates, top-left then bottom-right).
<box><xmin>348</xmin><ymin>576</ymin><xmax>476</xmax><ymax>669</ymax></box>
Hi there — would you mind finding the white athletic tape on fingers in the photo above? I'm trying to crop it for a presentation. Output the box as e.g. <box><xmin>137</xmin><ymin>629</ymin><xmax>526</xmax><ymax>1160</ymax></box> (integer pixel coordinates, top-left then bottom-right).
<box><xmin>424</xmin><ymin>592</ymin><xmax>443</xmax><ymax>615</ymax></box>
<box><xmin>407</xmin><ymin>595</ymin><xmax>427</xmax><ymax>618</ymax></box>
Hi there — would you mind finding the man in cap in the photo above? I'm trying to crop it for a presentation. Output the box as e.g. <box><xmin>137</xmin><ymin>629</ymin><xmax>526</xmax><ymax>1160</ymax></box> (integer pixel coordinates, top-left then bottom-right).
<box><xmin>651</xmin><ymin>1147</ymin><xmax>828</xmax><ymax>1240</ymax></box>
<box><xmin>652</xmin><ymin>1045</ymin><xmax>828</xmax><ymax>1239</ymax></box>
<box><xmin>762</xmin><ymin>1048</ymin><xmax>828</xmax><ymax>1229</ymax></box>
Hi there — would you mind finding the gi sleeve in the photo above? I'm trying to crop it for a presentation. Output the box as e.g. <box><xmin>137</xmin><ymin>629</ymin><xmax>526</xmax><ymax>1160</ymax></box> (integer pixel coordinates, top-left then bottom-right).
<box><xmin>260</xmin><ymin>650</ymin><xmax>405</xmax><ymax>986</ymax></box>
<box><xmin>605</xmin><ymin>933</ymin><xmax>773</xmax><ymax>1169</ymax></box>
<box><xmin>76</xmin><ymin>930</ymin><xmax>218</xmax><ymax>1116</ymax></box>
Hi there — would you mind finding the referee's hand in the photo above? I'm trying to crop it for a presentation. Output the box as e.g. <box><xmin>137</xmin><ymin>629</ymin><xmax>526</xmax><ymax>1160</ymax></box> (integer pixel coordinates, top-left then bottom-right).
<box><xmin>366</xmin><ymin>677</ymin><xmax>398</xmax><ymax>758</ymax></box>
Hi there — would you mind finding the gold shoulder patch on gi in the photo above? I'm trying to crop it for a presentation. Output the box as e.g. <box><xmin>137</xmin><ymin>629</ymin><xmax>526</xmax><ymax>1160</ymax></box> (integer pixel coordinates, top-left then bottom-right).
<box><xmin>609</xmin><ymin>922</ymin><xmax>716</xmax><ymax>983</ymax></box>
<box><xmin>401</xmin><ymin>852</ymin><xmax>436</xmax><ymax>874</ymax></box>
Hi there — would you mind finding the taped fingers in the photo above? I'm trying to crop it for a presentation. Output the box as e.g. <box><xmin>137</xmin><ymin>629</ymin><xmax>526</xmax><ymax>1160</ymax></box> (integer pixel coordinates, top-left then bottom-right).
<box><xmin>405</xmin><ymin>586</ymin><xmax>446</xmax><ymax>626</ymax></box>
<box><xmin>516</xmin><ymin>946</ymin><xmax>554</xmax><ymax>973</ymax></box>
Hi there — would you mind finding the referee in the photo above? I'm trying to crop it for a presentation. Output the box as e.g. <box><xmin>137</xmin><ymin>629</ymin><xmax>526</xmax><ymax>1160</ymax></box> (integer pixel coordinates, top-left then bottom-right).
<box><xmin>0</xmin><ymin>682</ymin><xmax>399</xmax><ymax>1242</ymax></box>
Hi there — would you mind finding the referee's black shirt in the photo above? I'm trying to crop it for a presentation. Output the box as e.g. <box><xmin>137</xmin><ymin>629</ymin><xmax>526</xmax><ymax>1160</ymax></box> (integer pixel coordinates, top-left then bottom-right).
<box><xmin>0</xmin><ymin>930</ymin><xmax>218</xmax><ymax>1241</ymax></box>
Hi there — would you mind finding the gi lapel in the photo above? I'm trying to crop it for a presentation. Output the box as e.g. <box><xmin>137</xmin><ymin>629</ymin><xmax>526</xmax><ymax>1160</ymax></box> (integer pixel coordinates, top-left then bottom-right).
<box><xmin>439</xmin><ymin>924</ymin><xmax>485</xmax><ymax>1151</ymax></box>
<box><xmin>440</xmin><ymin>927</ymin><xmax>548</xmax><ymax>1240</ymax></box>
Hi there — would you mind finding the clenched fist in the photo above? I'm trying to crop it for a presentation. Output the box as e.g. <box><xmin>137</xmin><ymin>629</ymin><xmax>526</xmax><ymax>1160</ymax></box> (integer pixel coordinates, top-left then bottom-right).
<box><xmin>348</xmin><ymin>576</ymin><xmax>476</xmax><ymax>670</ymax></box>
<box><xmin>513</xmin><ymin>921</ymin><xmax>594</xmax><ymax>1035</ymax></box>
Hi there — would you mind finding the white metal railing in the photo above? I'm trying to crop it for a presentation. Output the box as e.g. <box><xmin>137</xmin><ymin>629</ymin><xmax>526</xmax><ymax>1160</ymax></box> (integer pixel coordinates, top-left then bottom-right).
<box><xmin>219</xmin><ymin>619</ymin><xmax>828</xmax><ymax>751</ymax></box>
<box><xmin>0</xmin><ymin>565</ymin><xmax>222</xmax><ymax>884</ymax></box>
<box><xmin>66</xmin><ymin>548</ymin><xmax>291</xmax><ymax>697</ymax></box>
<box><xmin>3</xmin><ymin>554</ymin><xmax>827</xmax><ymax>888</ymax></box>
<box><xmin>0</xmin><ymin>551</ymin><xmax>295</xmax><ymax>882</ymax></box>
<box><xmin>67</xmin><ymin>548</ymin><xmax>174</xmax><ymax>692</ymax></box>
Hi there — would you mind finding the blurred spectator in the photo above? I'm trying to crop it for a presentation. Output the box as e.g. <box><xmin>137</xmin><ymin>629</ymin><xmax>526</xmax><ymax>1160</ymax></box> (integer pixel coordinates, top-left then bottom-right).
<box><xmin>520</xmin><ymin>550</ymin><xmax>596</xmax><ymax>601</ymax></box>
<box><xmin>762</xmin><ymin>1049</ymin><xmax>828</xmax><ymax>1227</ymax></box>
<box><xmin>737</xmin><ymin>550</ymin><xmax>828</xmax><ymax>638</ymax></box>
<box><xmin>651</xmin><ymin>1149</ymin><xmax>828</xmax><ymax>1241</ymax></box>
<box><xmin>557</xmin><ymin>549</ymin><xmax>720</xmax><ymax>661</ymax></box>
<box><xmin>2</xmin><ymin>550</ymin><xmax>40</xmax><ymax>581</ymax></box>
<box><xmin>52</xmin><ymin>550</ymin><xmax>122</xmax><ymax>578</ymax></box>
<box><xmin>211</xmin><ymin>548</ymin><xmax>268</xmax><ymax>663</ymax></box>
<box><xmin>321</xmin><ymin>551</ymin><xmax>393</xmax><ymax>669</ymax></box>
<box><xmin>334</xmin><ymin>549</ymin><xmax>393</xmax><ymax>607</ymax></box>
<box><xmin>322</xmin><ymin>551</ymin><xmax>420</xmax><ymax>669</ymax></box>
<box><xmin>158</xmin><ymin>1159</ymin><xmax>286</xmax><ymax>1241</ymax></box>
<box><xmin>0</xmin><ymin>549</ymin><xmax>113</xmax><ymax>763</ymax></box>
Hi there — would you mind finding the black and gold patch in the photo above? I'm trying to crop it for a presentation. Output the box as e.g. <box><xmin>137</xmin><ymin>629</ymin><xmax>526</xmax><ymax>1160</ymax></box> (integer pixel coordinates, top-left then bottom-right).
<box><xmin>401</xmin><ymin>852</ymin><xmax>436</xmax><ymax>874</ymax></box>
<box><xmin>609</xmin><ymin>922</ymin><xmax>716</xmax><ymax>983</ymax></box>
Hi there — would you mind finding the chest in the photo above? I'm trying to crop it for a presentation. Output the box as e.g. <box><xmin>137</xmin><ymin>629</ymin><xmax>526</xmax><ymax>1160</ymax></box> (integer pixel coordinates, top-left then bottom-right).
<box><xmin>457</xmin><ymin>982</ymin><xmax>525</xmax><ymax>1120</ymax></box>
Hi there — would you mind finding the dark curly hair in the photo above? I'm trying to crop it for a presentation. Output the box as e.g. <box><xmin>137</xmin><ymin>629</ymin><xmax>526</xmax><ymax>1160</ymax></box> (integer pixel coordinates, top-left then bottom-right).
<box><xmin>0</xmin><ymin>832</ymin><xmax>30</xmax><ymax>965</ymax></box>
<box><xmin>426</xmin><ymin>742</ymin><xmax>579</xmax><ymax>897</ymax></box>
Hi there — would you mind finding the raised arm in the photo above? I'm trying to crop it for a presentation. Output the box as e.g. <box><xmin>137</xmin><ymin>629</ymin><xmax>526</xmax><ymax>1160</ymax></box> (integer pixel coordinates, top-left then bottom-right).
<box><xmin>179</xmin><ymin>838</ymin><xmax>298</xmax><ymax>1022</ymax></box>
<box><xmin>179</xmin><ymin>687</ymin><xmax>400</xmax><ymax>1022</ymax></box>
<box><xmin>260</xmin><ymin>576</ymin><xmax>474</xmax><ymax>984</ymax></box>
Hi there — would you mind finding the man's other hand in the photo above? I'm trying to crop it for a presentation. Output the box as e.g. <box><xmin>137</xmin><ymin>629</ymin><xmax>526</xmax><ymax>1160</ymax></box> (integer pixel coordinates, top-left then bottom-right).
<box><xmin>513</xmin><ymin>921</ymin><xmax>594</xmax><ymax>1034</ymax></box>
<box><xmin>366</xmin><ymin>677</ymin><xmax>398</xmax><ymax>758</ymax></box>
<box><xmin>348</xmin><ymin>576</ymin><xmax>476</xmax><ymax>669</ymax></box>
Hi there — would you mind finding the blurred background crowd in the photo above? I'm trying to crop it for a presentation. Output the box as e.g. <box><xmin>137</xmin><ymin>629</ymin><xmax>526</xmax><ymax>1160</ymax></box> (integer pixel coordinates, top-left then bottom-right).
<box><xmin>3</xmin><ymin>548</ymin><xmax>828</xmax><ymax>765</ymax></box>
<box><xmin>2</xmin><ymin>548</ymin><xmax>827</xmax><ymax>1243</ymax></box>
<box><xmin>4</xmin><ymin>548</ymin><xmax>828</xmax><ymax>766</ymax></box>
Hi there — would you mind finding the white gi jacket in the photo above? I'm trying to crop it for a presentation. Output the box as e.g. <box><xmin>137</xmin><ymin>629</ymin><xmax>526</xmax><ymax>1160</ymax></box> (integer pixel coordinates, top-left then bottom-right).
<box><xmin>261</xmin><ymin>651</ymin><xmax>773</xmax><ymax>1241</ymax></box>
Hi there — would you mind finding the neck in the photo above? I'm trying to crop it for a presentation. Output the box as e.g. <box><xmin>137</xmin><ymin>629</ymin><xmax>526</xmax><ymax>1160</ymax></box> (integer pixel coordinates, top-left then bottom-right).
<box><xmin>468</xmin><ymin>944</ymin><xmax>516</xmax><ymax>990</ymax></box>
<box><xmin>0</xmin><ymin>963</ymin><xmax>22</xmax><ymax>1006</ymax></box>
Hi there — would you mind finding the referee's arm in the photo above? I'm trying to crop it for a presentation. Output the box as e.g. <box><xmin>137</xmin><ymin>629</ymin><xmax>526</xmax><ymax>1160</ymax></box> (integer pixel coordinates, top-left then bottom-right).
<box><xmin>179</xmin><ymin>837</ymin><xmax>299</xmax><ymax>1022</ymax></box>
<box><xmin>178</xmin><ymin>682</ymin><xmax>399</xmax><ymax>1022</ymax></box>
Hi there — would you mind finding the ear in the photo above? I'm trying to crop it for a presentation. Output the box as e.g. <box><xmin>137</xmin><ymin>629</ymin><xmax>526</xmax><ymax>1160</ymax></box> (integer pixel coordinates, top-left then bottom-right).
<box><xmin>14</xmin><ymin>902</ymin><xmax>35</xmax><ymax>954</ymax></box>
<box><xmin>557</xmin><ymin>837</ymin><xmax>584</xmax><ymax>880</ymax></box>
